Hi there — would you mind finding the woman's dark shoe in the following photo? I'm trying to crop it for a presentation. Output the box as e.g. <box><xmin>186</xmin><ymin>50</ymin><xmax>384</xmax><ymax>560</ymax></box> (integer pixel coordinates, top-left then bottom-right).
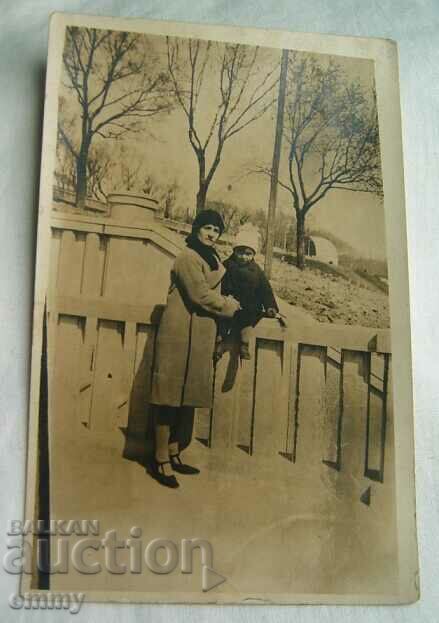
<box><xmin>151</xmin><ymin>460</ymin><xmax>180</xmax><ymax>488</ymax></box>
<box><xmin>170</xmin><ymin>454</ymin><xmax>200</xmax><ymax>475</ymax></box>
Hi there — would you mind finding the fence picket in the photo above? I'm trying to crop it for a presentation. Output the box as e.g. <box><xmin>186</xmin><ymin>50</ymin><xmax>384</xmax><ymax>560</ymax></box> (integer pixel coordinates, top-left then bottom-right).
<box><xmin>252</xmin><ymin>339</ymin><xmax>284</xmax><ymax>456</ymax></box>
<box><xmin>295</xmin><ymin>345</ymin><xmax>326</xmax><ymax>467</ymax></box>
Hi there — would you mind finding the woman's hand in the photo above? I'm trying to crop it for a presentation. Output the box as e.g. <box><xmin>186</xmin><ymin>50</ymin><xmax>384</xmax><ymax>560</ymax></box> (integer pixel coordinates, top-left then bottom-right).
<box><xmin>225</xmin><ymin>296</ymin><xmax>241</xmax><ymax>314</ymax></box>
<box><xmin>220</xmin><ymin>295</ymin><xmax>241</xmax><ymax>318</ymax></box>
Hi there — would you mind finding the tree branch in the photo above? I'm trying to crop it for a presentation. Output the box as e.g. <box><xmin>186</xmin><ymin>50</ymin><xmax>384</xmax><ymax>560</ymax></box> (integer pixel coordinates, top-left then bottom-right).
<box><xmin>57</xmin><ymin>124</ymin><xmax>79</xmax><ymax>160</ymax></box>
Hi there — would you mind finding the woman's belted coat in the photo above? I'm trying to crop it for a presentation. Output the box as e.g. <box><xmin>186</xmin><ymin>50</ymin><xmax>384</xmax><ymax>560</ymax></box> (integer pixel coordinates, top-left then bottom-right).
<box><xmin>151</xmin><ymin>247</ymin><xmax>237</xmax><ymax>408</ymax></box>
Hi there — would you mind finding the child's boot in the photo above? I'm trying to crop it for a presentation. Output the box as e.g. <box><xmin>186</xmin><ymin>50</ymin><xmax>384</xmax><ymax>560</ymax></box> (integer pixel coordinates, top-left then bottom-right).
<box><xmin>214</xmin><ymin>335</ymin><xmax>225</xmax><ymax>364</ymax></box>
<box><xmin>239</xmin><ymin>341</ymin><xmax>251</xmax><ymax>360</ymax></box>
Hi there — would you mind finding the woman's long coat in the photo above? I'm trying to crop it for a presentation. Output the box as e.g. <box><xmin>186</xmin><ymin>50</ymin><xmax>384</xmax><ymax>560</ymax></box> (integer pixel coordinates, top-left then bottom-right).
<box><xmin>150</xmin><ymin>247</ymin><xmax>236</xmax><ymax>408</ymax></box>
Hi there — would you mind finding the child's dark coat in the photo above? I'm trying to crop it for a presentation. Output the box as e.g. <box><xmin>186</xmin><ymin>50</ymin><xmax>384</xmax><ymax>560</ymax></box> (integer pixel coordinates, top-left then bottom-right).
<box><xmin>221</xmin><ymin>255</ymin><xmax>279</xmax><ymax>330</ymax></box>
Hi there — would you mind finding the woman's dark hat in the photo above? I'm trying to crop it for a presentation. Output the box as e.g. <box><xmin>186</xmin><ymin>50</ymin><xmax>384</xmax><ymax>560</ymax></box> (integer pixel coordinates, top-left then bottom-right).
<box><xmin>191</xmin><ymin>209</ymin><xmax>225</xmax><ymax>235</ymax></box>
<box><xmin>186</xmin><ymin>209</ymin><xmax>224</xmax><ymax>271</ymax></box>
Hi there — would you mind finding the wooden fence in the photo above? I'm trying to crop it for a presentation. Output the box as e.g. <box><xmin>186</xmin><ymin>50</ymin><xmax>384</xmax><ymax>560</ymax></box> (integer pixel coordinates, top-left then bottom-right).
<box><xmin>46</xmin><ymin>200</ymin><xmax>393</xmax><ymax>505</ymax></box>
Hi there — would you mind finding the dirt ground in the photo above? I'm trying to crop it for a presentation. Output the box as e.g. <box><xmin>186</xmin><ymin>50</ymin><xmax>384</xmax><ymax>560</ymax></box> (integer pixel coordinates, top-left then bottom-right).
<box><xmin>46</xmin><ymin>418</ymin><xmax>398</xmax><ymax>602</ymax></box>
<box><xmin>270</xmin><ymin>259</ymin><xmax>390</xmax><ymax>329</ymax></box>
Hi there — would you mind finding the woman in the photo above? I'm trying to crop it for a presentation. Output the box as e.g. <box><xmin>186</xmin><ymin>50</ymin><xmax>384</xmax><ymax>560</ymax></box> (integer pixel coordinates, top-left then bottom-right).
<box><xmin>149</xmin><ymin>209</ymin><xmax>240</xmax><ymax>488</ymax></box>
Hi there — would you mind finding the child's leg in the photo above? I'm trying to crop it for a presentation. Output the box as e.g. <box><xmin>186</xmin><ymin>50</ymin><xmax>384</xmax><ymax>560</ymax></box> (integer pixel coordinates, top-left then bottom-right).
<box><xmin>239</xmin><ymin>325</ymin><xmax>254</xmax><ymax>360</ymax></box>
<box><xmin>240</xmin><ymin>324</ymin><xmax>254</xmax><ymax>345</ymax></box>
<box><xmin>214</xmin><ymin>319</ymin><xmax>231</xmax><ymax>363</ymax></box>
<box><xmin>216</xmin><ymin>319</ymin><xmax>231</xmax><ymax>342</ymax></box>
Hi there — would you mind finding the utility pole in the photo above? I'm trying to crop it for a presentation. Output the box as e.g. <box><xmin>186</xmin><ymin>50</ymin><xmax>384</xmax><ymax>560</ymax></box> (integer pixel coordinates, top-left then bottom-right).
<box><xmin>264</xmin><ymin>48</ymin><xmax>289</xmax><ymax>278</ymax></box>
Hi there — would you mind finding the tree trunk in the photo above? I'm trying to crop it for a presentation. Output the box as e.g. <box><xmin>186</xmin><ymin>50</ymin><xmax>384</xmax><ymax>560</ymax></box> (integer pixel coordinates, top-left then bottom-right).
<box><xmin>195</xmin><ymin>150</ymin><xmax>208</xmax><ymax>214</ymax></box>
<box><xmin>196</xmin><ymin>184</ymin><xmax>208</xmax><ymax>214</ymax></box>
<box><xmin>75</xmin><ymin>139</ymin><xmax>90</xmax><ymax>209</ymax></box>
<box><xmin>296</xmin><ymin>211</ymin><xmax>306</xmax><ymax>270</ymax></box>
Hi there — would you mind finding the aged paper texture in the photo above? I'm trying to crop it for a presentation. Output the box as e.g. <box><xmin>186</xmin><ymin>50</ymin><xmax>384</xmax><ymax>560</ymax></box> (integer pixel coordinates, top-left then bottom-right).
<box><xmin>21</xmin><ymin>12</ymin><xmax>418</xmax><ymax>605</ymax></box>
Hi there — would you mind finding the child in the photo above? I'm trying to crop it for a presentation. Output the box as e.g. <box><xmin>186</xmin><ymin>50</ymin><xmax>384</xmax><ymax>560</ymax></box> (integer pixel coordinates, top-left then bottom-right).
<box><xmin>217</xmin><ymin>224</ymin><xmax>279</xmax><ymax>360</ymax></box>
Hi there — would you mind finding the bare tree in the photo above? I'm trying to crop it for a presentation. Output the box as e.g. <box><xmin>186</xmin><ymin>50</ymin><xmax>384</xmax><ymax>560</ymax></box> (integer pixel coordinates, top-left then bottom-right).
<box><xmin>139</xmin><ymin>173</ymin><xmax>180</xmax><ymax>219</ymax></box>
<box><xmin>55</xmin><ymin>96</ymin><xmax>77</xmax><ymax>195</ymax></box>
<box><xmin>107</xmin><ymin>164</ymin><xmax>180</xmax><ymax>219</ymax></box>
<box><xmin>161</xmin><ymin>181</ymin><xmax>179</xmax><ymax>219</ymax></box>
<box><xmin>255</xmin><ymin>54</ymin><xmax>382</xmax><ymax>269</ymax></box>
<box><xmin>167</xmin><ymin>38</ymin><xmax>279</xmax><ymax>213</ymax></box>
<box><xmin>141</xmin><ymin>173</ymin><xmax>158</xmax><ymax>197</ymax></box>
<box><xmin>120</xmin><ymin>163</ymin><xmax>142</xmax><ymax>192</ymax></box>
<box><xmin>249</xmin><ymin>207</ymin><xmax>296</xmax><ymax>254</ymax></box>
<box><xmin>54</xmin><ymin>142</ymin><xmax>76</xmax><ymax>194</ymax></box>
<box><xmin>86</xmin><ymin>145</ymin><xmax>114</xmax><ymax>201</ymax></box>
<box><xmin>206</xmin><ymin>199</ymin><xmax>250</xmax><ymax>234</ymax></box>
<box><xmin>59</xmin><ymin>27</ymin><xmax>171</xmax><ymax>208</ymax></box>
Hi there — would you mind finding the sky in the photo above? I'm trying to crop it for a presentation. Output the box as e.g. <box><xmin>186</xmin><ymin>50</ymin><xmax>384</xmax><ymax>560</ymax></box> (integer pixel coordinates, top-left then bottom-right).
<box><xmin>58</xmin><ymin>29</ymin><xmax>387</xmax><ymax>261</ymax></box>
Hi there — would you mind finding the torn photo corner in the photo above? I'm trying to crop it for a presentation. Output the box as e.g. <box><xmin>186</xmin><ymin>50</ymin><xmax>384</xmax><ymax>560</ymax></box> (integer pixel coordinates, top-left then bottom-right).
<box><xmin>21</xmin><ymin>12</ymin><xmax>419</xmax><ymax>605</ymax></box>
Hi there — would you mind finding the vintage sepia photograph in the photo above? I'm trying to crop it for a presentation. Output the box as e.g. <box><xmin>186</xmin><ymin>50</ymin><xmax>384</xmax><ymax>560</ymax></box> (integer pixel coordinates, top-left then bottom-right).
<box><xmin>22</xmin><ymin>13</ymin><xmax>418</xmax><ymax>605</ymax></box>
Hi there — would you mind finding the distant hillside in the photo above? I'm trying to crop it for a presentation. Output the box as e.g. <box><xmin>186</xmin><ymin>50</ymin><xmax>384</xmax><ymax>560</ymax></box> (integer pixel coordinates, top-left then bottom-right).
<box><xmin>270</xmin><ymin>256</ymin><xmax>389</xmax><ymax>329</ymax></box>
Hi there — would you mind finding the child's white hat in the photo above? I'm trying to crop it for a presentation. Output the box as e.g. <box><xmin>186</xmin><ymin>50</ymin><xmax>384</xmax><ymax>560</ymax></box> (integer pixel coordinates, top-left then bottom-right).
<box><xmin>233</xmin><ymin>223</ymin><xmax>260</xmax><ymax>253</ymax></box>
